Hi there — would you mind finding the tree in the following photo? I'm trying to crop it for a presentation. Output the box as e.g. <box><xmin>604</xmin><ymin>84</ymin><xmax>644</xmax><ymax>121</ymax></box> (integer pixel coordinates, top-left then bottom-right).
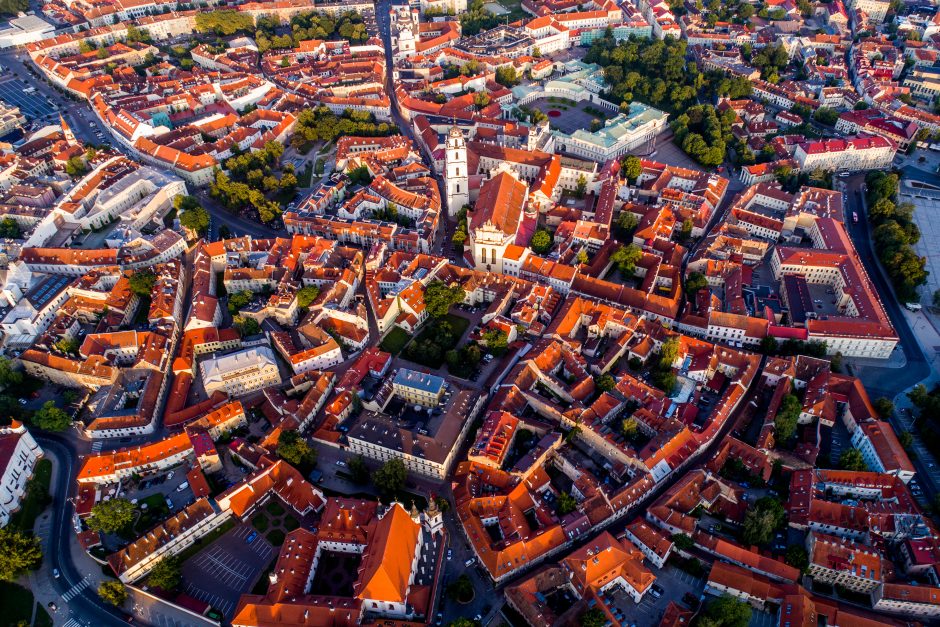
<box><xmin>233</xmin><ymin>315</ymin><xmax>260</xmax><ymax>337</ymax></box>
<box><xmin>611</xmin><ymin>244</ymin><xmax>642</xmax><ymax>277</ymax></box>
<box><xmin>581</xmin><ymin>608</ymin><xmax>606</xmax><ymax>627</ymax></box>
<box><xmin>0</xmin><ymin>357</ymin><xmax>22</xmax><ymax>388</ymax></box>
<box><xmin>423</xmin><ymin>281</ymin><xmax>465</xmax><ymax>318</ymax></box>
<box><xmin>178</xmin><ymin>205</ymin><xmax>209</xmax><ymax>235</ymax></box>
<box><xmin>147</xmin><ymin>556</ymin><xmax>181</xmax><ymax>591</ymax></box>
<box><xmin>0</xmin><ymin>217</ymin><xmax>20</xmax><ymax>238</ymax></box>
<box><xmin>785</xmin><ymin>545</ymin><xmax>809</xmax><ymax>572</ymax></box>
<box><xmin>529</xmin><ymin>229</ymin><xmax>553</xmax><ymax>254</ymax></box>
<box><xmin>873</xmin><ymin>397</ymin><xmax>895</xmax><ymax>419</ymax></box>
<box><xmin>700</xmin><ymin>595</ymin><xmax>752</xmax><ymax>627</ymax></box>
<box><xmin>277</xmin><ymin>431</ymin><xmax>317</xmax><ymax>468</ymax></box>
<box><xmin>32</xmin><ymin>401</ymin><xmax>71</xmax><ymax>432</ymax></box>
<box><xmin>620</xmin><ymin>155</ymin><xmax>642</xmax><ymax>182</ymax></box>
<box><xmin>685</xmin><ymin>272</ymin><xmax>708</xmax><ymax>299</ymax></box>
<box><xmin>813</xmin><ymin>107</ymin><xmax>839</xmax><ymax>126</ymax></box>
<box><xmin>348</xmin><ymin>455</ymin><xmax>369</xmax><ymax>484</ymax></box>
<box><xmin>759</xmin><ymin>336</ymin><xmax>779</xmax><ymax>355</ymax></box>
<box><xmin>556</xmin><ymin>491</ymin><xmax>577</xmax><ymax>515</ymax></box>
<box><xmin>742</xmin><ymin>497</ymin><xmax>785</xmax><ymax>546</ymax></box>
<box><xmin>98</xmin><ymin>581</ymin><xmax>127</xmax><ymax>606</ymax></box>
<box><xmin>482</xmin><ymin>328</ymin><xmax>509</xmax><ymax>356</ymax></box>
<box><xmin>227</xmin><ymin>290</ymin><xmax>252</xmax><ymax>314</ymax></box>
<box><xmin>933</xmin><ymin>289</ymin><xmax>940</xmax><ymax>308</ymax></box>
<box><xmin>575</xmin><ymin>174</ymin><xmax>588</xmax><ymax>199</ymax></box>
<box><xmin>615</xmin><ymin>210</ymin><xmax>639</xmax><ymax>241</ymax></box>
<box><xmin>0</xmin><ymin>528</ymin><xmax>41</xmax><ymax>580</ymax></box>
<box><xmin>373</xmin><ymin>458</ymin><xmax>407</xmax><ymax>495</ymax></box>
<box><xmin>129</xmin><ymin>270</ymin><xmax>156</xmax><ymax>297</ymax></box>
<box><xmin>839</xmin><ymin>448</ymin><xmax>867</xmax><ymax>471</ymax></box>
<box><xmin>671</xmin><ymin>533</ymin><xmax>694</xmax><ymax>551</ymax></box>
<box><xmin>899</xmin><ymin>430</ymin><xmax>913</xmax><ymax>450</ymax></box>
<box><xmin>595</xmin><ymin>373</ymin><xmax>615</xmax><ymax>392</ymax></box>
<box><xmin>774</xmin><ymin>394</ymin><xmax>801</xmax><ymax>442</ymax></box>
<box><xmin>494</xmin><ymin>65</ymin><xmax>520</xmax><ymax>87</ymax></box>
<box><xmin>296</xmin><ymin>285</ymin><xmax>321</xmax><ymax>308</ymax></box>
<box><xmin>576</xmin><ymin>249</ymin><xmax>589</xmax><ymax>265</ymax></box>
<box><xmin>65</xmin><ymin>156</ymin><xmax>87</xmax><ymax>177</ymax></box>
<box><xmin>87</xmin><ymin>498</ymin><xmax>134</xmax><ymax>534</ymax></box>
<box><xmin>621</xmin><ymin>417</ymin><xmax>640</xmax><ymax>440</ymax></box>
<box><xmin>447</xmin><ymin>574</ymin><xmax>474</xmax><ymax>602</ymax></box>
<box><xmin>472</xmin><ymin>92</ymin><xmax>490</xmax><ymax>110</ymax></box>
<box><xmin>54</xmin><ymin>337</ymin><xmax>79</xmax><ymax>355</ymax></box>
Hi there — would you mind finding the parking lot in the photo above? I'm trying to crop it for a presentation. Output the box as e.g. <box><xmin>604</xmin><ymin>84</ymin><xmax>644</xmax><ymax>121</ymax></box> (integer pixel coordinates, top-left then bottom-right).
<box><xmin>0</xmin><ymin>77</ymin><xmax>59</xmax><ymax>122</ymax></box>
<box><xmin>599</xmin><ymin>563</ymin><xmax>706</xmax><ymax>627</ymax></box>
<box><xmin>180</xmin><ymin>523</ymin><xmax>276</xmax><ymax>618</ymax></box>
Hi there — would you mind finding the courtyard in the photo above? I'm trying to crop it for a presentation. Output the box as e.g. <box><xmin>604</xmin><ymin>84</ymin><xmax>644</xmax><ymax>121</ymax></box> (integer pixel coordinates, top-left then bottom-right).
<box><xmin>527</xmin><ymin>97</ymin><xmax>614</xmax><ymax>134</ymax></box>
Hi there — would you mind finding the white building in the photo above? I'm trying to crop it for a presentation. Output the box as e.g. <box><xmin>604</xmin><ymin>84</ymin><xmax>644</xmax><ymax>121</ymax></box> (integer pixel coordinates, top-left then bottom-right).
<box><xmin>0</xmin><ymin>14</ymin><xmax>54</xmax><ymax>48</ymax></box>
<box><xmin>0</xmin><ymin>420</ymin><xmax>43</xmax><ymax>527</ymax></box>
<box><xmin>444</xmin><ymin>126</ymin><xmax>469</xmax><ymax>216</ymax></box>
<box><xmin>200</xmin><ymin>346</ymin><xmax>281</xmax><ymax>397</ymax></box>
<box><xmin>793</xmin><ymin>135</ymin><xmax>896</xmax><ymax>172</ymax></box>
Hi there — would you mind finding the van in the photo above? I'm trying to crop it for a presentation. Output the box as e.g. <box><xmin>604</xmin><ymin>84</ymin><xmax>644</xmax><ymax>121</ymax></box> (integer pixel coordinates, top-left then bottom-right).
<box><xmin>464</xmin><ymin>558</ymin><xmax>475</xmax><ymax>568</ymax></box>
<box><xmin>176</xmin><ymin>481</ymin><xmax>189</xmax><ymax>492</ymax></box>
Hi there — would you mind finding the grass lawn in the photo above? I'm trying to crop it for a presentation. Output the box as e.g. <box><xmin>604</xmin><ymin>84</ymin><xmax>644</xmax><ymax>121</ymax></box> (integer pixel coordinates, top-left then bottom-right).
<box><xmin>10</xmin><ymin>458</ymin><xmax>52</xmax><ymax>532</ymax></box>
<box><xmin>0</xmin><ymin>581</ymin><xmax>37</xmax><ymax>625</ymax></box>
<box><xmin>265</xmin><ymin>501</ymin><xmax>285</xmax><ymax>517</ymax></box>
<box><xmin>297</xmin><ymin>164</ymin><xmax>313</xmax><ymax>187</ymax></box>
<box><xmin>251</xmin><ymin>515</ymin><xmax>269</xmax><ymax>532</ymax></box>
<box><xmin>283</xmin><ymin>516</ymin><xmax>300</xmax><ymax>531</ymax></box>
<box><xmin>380</xmin><ymin>327</ymin><xmax>411</xmax><ymax>355</ymax></box>
<box><xmin>35</xmin><ymin>604</ymin><xmax>53</xmax><ymax>627</ymax></box>
<box><xmin>267</xmin><ymin>529</ymin><xmax>285</xmax><ymax>546</ymax></box>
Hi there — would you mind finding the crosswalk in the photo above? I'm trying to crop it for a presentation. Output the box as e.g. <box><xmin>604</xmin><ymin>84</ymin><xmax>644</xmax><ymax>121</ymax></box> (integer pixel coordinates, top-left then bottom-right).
<box><xmin>63</xmin><ymin>619</ymin><xmax>88</xmax><ymax>627</ymax></box>
<box><xmin>91</xmin><ymin>441</ymin><xmax>103</xmax><ymax>453</ymax></box>
<box><xmin>62</xmin><ymin>575</ymin><xmax>91</xmax><ymax>602</ymax></box>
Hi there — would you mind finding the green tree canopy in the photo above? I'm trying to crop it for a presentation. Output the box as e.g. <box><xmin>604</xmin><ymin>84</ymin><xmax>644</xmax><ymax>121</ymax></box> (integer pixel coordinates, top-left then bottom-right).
<box><xmin>423</xmin><ymin>281</ymin><xmax>465</xmax><ymax>318</ymax></box>
<box><xmin>611</xmin><ymin>243</ymin><xmax>643</xmax><ymax>277</ymax></box>
<box><xmin>277</xmin><ymin>431</ymin><xmax>317</xmax><ymax>468</ymax></box>
<box><xmin>129</xmin><ymin>270</ymin><xmax>156</xmax><ymax>297</ymax></box>
<box><xmin>699</xmin><ymin>595</ymin><xmax>752</xmax><ymax>627</ymax></box>
<box><xmin>620</xmin><ymin>155</ymin><xmax>642</xmax><ymax>182</ymax></box>
<box><xmin>148</xmin><ymin>556</ymin><xmax>181</xmax><ymax>591</ymax></box>
<box><xmin>98</xmin><ymin>580</ymin><xmax>128</xmax><ymax>606</ymax></box>
<box><xmin>839</xmin><ymin>448</ymin><xmax>867</xmax><ymax>471</ymax></box>
<box><xmin>529</xmin><ymin>229</ymin><xmax>553</xmax><ymax>254</ymax></box>
<box><xmin>373</xmin><ymin>458</ymin><xmax>407</xmax><ymax>495</ymax></box>
<box><xmin>774</xmin><ymin>394</ymin><xmax>801</xmax><ymax>442</ymax></box>
<box><xmin>0</xmin><ymin>528</ymin><xmax>41</xmax><ymax>580</ymax></box>
<box><xmin>742</xmin><ymin>497</ymin><xmax>785</xmax><ymax>546</ymax></box>
<box><xmin>296</xmin><ymin>285</ymin><xmax>321</xmax><ymax>308</ymax></box>
<box><xmin>87</xmin><ymin>498</ymin><xmax>134</xmax><ymax>534</ymax></box>
<box><xmin>32</xmin><ymin>401</ymin><xmax>71</xmax><ymax>432</ymax></box>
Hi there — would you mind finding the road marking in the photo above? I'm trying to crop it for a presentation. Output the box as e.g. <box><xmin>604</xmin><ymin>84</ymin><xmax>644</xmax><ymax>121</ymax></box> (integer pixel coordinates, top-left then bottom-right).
<box><xmin>91</xmin><ymin>441</ymin><xmax>103</xmax><ymax>453</ymax></box>
<box><xmin>62</xmin><ymin>575</ymin><xmax>91</xmax><ymax>601</ymax></box>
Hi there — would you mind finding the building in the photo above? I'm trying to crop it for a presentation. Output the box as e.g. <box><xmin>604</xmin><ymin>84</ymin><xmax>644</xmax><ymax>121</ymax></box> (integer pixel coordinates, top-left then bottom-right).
<box><xmin>904</xmin><ymin>66</ymin><xmax>940</xmax><ymax>102</ymax></box>
<box><xmin>0</xmin><ymin>14</ymin><xmax>55</xmax><ymax>48</ymax></box>
<box><xmin>469</xmin><ymin>166</ymin><xmax>529</xmax><ymax>275</ymax></box>
<box><xmin>391</xmin><ymin>368</ymin><xmax>445</xmax><ymax>407</ymax></box>
<box><xmin>444</xmin><ymin>126</ymin><xmax>469</xmax><ymax>215</ymax></box>
<box><xmin>806</xmin><ymin>532</ymin><xmax>883</xmax><ymax>593</ymax></box>
<box><xmin>0</xmin><ymin>103</ymin><xmax>25</xmax><ymax>137</ymax></box>
<box><xmin>793</xmin><ymin>135</ymin><xmax>896</xmax><ymax>172</ymax></box>
<box><xmin>199</xmin><ymin>346</ymin><xmax>281</xmax><ymax>398</ymax></box>
<box><xmin>0</xmin><ymin>421</ymin><xmax>43</xmax><ymax>527</ymax></box>
<box><xmin>232</xmin><ymin>498</ymin><xmax>444</xmax><ymax>626</ymax></box>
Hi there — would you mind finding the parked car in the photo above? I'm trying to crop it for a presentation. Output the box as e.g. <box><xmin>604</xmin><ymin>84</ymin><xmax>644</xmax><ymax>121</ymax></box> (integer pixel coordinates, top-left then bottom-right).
<box><xmin>52</xmin><ymin>568</ymin><xmax>59</xmax><ymax>579</ymax></box>
<box><xmin>246</xmin><ymin>531</ymin><xmax>258</xmax><ymax>544</ymax></box>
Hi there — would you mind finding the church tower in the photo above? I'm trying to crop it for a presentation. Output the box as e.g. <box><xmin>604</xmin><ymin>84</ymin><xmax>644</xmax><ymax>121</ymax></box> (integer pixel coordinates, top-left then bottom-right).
<box><xmin>59</xmin><ymin>114</ymin><xmax>76</xmax><ymax>146</ymax></box>
<box><xmin>445</xmin><ymin>125</ymin><xmax>469</xmax><ymax>216</ymax></box>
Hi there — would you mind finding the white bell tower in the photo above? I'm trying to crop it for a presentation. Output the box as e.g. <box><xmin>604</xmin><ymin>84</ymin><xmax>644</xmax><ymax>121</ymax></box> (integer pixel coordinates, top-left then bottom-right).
<box><xmin>445</xmin><ymin>125</ymin><xmax>469</xmax><ymax>216</ymax></box>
